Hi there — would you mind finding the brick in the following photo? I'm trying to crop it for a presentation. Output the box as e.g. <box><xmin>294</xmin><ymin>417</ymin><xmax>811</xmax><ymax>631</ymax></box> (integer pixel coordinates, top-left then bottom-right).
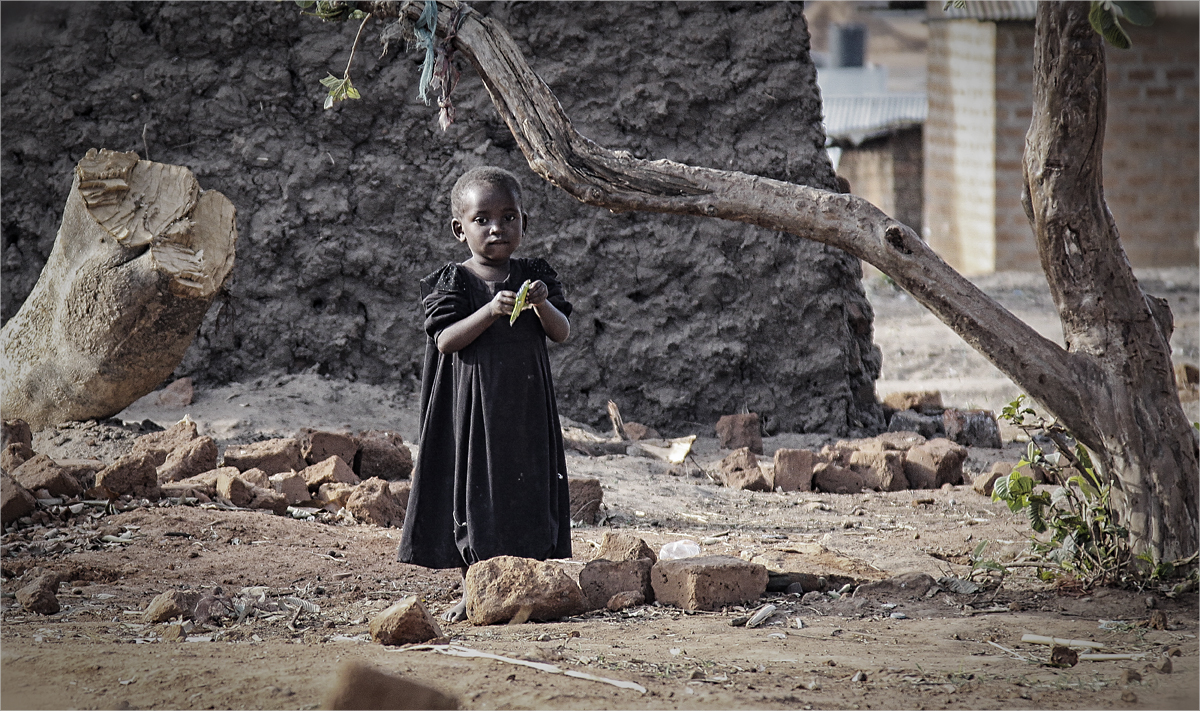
<box><xmin>465</xmin><ymin>556</ymin><xmax>587</xmax><ymax>625</ymax></box>
<box><xmin>354</xmin><ymin>431</ymin><xmax>413</xmax><ymax>480</ymax></box>
<box><xmin>1</xmin><ymin>471</ymin><xmax>37</xmax><ymax>524</ymax></box>
<box><xmin>132</xmin><ymin>419</ymin><xmax>199</xmax><ymax>460</ymax></box>
<box><xmin>388</xmin><ymin>480</ymin><xmax>411</xmax><ymax>512</ymax></box>
<box><xmin>772</xmin><ymin>449</ymin><xmax>815</xmax><ymax>492</ymax></box>
<box><xmin>269</xmin><ymin>471</ymin><xmax>310</xmax><ymax>505</ymax></box>
<box><xmin>369</xmin><ymin>596</ymin><xmax>444</xmax><ymax>645</ymax></box>
<box><xmin>299</xmin><ymin>429</ymin><xmax>358</xmax><ymax>468</ymax></box>
<box><xmin>95</xmin><ymin>452</ymin><xmax>162</xmax><ymax>500</ymax></box>
<box><xmin>973</xmin><ymin>461</ymin><xmax>1013</xmax><ymax>496</ymax></box>
<box><xmin>222</xmin><ymin>438</ymin><xmax>304</xmax><ymax>475</ymax></box>
<box><xmin>240</xmin><ymin>467</ymin><xmax>270</xmax><ymax>488</ymax></box>
<box><xmin>568</xmin><ymin>477</ymin><xmax>603</xmax><ymax>524</ymax></box>
<box><xmin>143</xmin><ymin>589</ymin><xmax>202</xmax><ymax>623</ymax></box>
<box><xmin>904</xmin><ymin>438</ymin><xmax>968</xmax><ymax>489</ymax></box>
<box><xmin>301</xmin><ymin>456</ymin><xmax>360</xmax><ymax>490</ymax></box>
<box><xmin>888</xmin><ymin>409</ymin><xmax>945</xmax><ymax>439</ymax></box>
<box><xmin>881</xmin><ymin>391</ymin><xmax>942</xmax><ymax>412</ymax></box>
<box><xmin>2</xmin><ymin>419</ymin><xmax>32</xmax><ymax>450</ymax></box>
<box><xmin>157</xmin><ymin>436</ymin><xmax>218</xmax><ymax>483</ymax></box>
<box><xmin>606</xmin><ymin>590</ymin><xmax>645</xmax><ymax>611</ymax></box>
<box><xmin>718</xmin><ymin>448</ymin><xmax>769</xmax><ymax>491</ymax></box>
<box><xmin>345</xmin><ymin>477</ymin><xmax>405</xmax><ymax>527</ymax></box>
<box><xmin>249</xmin><ymin>486</ymin><xmax>288</xmax><ymax>515</ymax></box>
<box><xmin>812</xmin><ymin>462</ymin><xmax>875</xmax><ymax>494</ymax></box>
<box><xmin>942</xmin><ymin>408</ymin><xmax>1002</xmax><ymax>449</ymax></box>
<box><xmin>579</xmin><ymin>557</ymin><xmax>654</xmax><ymax>610</ymax></box>
<box><xmin>317</xmin><ymin>482</ymin><xmax>356</xmax><ymax>507</ymax></box>
<box><xmin>593</xmin><ymin>531</ymin><xmax>657</xmax><ymax>564</ymax></box>
<box><xmin>651</xmin><ymin>555</ymin><xmax>767</xmax><ymax>611</ymax></box>
<box><xmin>12</xmin><ymin>454</ymin><xmax>82</xmax><ymax>498</ymax></box>
<box><xmin>715</xmin><ymin>413</ymin><xmax>762</xmax><ymax>453</ymax></box>
<box><xmin>216</xmin><ymin>471</ymin><xmax>254</xmax><ymax>507</ymax></box>
<box><xmin>157</xmin><ymin>377</ymin><xmax>194</xmax><ymax>407</ymax></box>
<box><xmin>848</xmin><ymin>449</ymin><xmax>908</xmax><ymax>491</ymax></box>
<box><xmin>323</xmin><ymin>660</ymin><xmax>457</xmax><ymax>710</ymax></box>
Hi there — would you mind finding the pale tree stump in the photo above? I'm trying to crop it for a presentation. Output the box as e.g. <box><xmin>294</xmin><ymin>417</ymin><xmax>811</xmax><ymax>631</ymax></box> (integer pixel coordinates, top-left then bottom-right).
<box><xmin>1</xmin><ymin>149</ymin><xmax>236</xmax><ymax>428</ymax></box>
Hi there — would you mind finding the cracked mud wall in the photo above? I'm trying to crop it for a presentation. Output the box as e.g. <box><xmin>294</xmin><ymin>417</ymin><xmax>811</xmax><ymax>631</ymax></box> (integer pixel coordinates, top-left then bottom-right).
<box><xmin>1</xmin><ymin>1</ymin><xmax>883</xmax><ymax>435</ymax></box>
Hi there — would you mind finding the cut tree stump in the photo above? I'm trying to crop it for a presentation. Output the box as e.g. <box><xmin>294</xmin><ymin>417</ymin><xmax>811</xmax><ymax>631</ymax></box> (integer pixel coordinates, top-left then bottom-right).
<box><xmin>1</xmin><ymin>149</ymin><xmax>236</xmax><ymax>428</ymax></box>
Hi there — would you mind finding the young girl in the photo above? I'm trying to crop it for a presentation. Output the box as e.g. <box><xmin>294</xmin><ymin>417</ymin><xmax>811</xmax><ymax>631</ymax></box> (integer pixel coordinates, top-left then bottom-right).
<box><xmin>398</xmin><ymin>166</ymin><xmax>573</xmax><ymax>622</ymax></box>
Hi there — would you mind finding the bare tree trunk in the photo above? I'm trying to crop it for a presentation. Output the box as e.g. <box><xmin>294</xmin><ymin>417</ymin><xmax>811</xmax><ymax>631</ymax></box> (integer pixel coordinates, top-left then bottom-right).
<box><xmin>1</xmin><ymin>149</ymin><xmax>237</xmax><ymax>429</ymax></box>
<box><xmin>383</xmin><ymin>1</ymin><xmax>1196</xmax><ymax>560</ymax></box>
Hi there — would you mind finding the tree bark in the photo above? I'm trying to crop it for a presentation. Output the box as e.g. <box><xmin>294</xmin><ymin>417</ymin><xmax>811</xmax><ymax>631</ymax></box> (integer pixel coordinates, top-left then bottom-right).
<box><xmin>385</xmin><ymin>1</ymin><xmax>1196</xmax><ymax>560</ymax></box>
<box><xmin>1</xmin><ymin>149</ymin><xmax>237</xmax><ymax>428</ymax></box>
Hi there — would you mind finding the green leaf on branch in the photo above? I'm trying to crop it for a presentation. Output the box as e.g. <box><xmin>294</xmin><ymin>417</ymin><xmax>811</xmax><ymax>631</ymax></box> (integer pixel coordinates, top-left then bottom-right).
<box><xmin>321</xmin><ymin>73</ymin><xmax>361</xmax><ymax>109</ymax></box>
<box><xmin>1090</xmin><ymin>2</ymin><xmax>1132</xmax><ymax>49</ymax></box>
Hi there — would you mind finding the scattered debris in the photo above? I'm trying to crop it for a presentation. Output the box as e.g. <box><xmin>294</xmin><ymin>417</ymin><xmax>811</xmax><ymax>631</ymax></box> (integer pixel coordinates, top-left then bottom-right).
<box><xmin>1021</xmin><ymin>634</ymin><xmax>1104</xmax><ymax>650</ymax></box>
<box><xmin>405</xmin><ymin>645</ymin><xmax>647</xmax><ymax>694</ymax></box>
<box><xmin>745</xmin><ymin>603</ymin><xmax>776</xmax><ymax>628</ymax></box>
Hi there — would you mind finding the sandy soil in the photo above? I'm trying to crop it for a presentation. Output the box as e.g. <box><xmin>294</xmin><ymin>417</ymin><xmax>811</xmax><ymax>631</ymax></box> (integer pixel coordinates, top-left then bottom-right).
<box><xmin>2</xmin><ymin>268</ymin><xmax>1197</xmax><ymax>710</ymax></box>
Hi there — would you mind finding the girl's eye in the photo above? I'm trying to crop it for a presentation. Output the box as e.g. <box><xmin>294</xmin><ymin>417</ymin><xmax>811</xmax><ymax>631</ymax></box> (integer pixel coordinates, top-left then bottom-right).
<box><xmin>504</xmin><ymin>214</ymin><xmax>515</xmax><ymax>222</ymax></box>
<box><xmin>474</xmin><ymin>217</ymin><xmax>486</xmax><ymax>224</ymax></box>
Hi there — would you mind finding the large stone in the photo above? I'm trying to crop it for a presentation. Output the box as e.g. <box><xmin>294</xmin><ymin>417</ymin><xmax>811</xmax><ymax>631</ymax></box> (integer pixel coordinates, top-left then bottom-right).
<box><xmin>216</xmin><ymin>470</ymin><xmax>254</xmax><ymax>507</ymax></box>
<box><xmin>848</xmin><ymin>449</ymin><xmax>908</xmax><ymax>491</ymax></box>
<box><xmin>887</xmin><ymin>409</ymin><xmax>944</xmax><ymax>438</ymax></box>
<box><xmin>568</xmin><ymin>477</ymin><xmax>603</xmax><ymax>524</ymax></box>
<box><xmin>389</xmin><ymin>480</ymin><xmax>412</xmax><ymax>512</ymax></box>
<box><xmin>1</xmin><ymin>471</ymin><xmax>37</xmax><ymax>524</ymax></box>
<box><xmin>95</xmin><ymin>452</ymin><xmax>162</xmax><ymax>500</ymax></box>
<box><xmin>270</xmin><ymin>471</ymin><xmax>310</xmax><ymax>505</ymax></box>
<box><xmin>240</xmin><ymin>467</ymin><xmax>271</xmax><ymax>488</ymax></box>
<box><xmin>222</xmin><ymin>437</ymin><xmax>304</xmax><ymax>475</ymax></box>
<box><xmin>323</xmin><ymin>660</ymin><xmax>458</xmax><ymax>710</ymax></box>
<box><xmin>874</xmin><ymin>431</ymin><xmax>927</xmax><ymax>451</ymax></box>
<box><xmin>163</xmin><ymin>468</ymin><xmax>228</xmax><ymax>499</ymax></box>
<box><xmin>369</xmin><ymin>595</ymin><xmax>444</xmax><ymax>645</ymax></box>
<box><xmin>55</xmin><ymin>459</ymin><xmax>105</xmax><ymax>490</ymax></box>
<box><xmin>607</xmin><ymin>590</ymin><xmax>645</xmax><ymax>611</ymax></box>
<box><xmin>12</xmin><ymin>454</ymin><xmax>83</xmax><ymax>498</ymax></box>
<box><xmin>812</xmin><ymin>462</ymin><xmax>876</xmax><ymax>494</ymax></box>
<box><xmin>299</xmin><ymin>428</ymin><xmax>359</xmax><ymax>468</ymax></box>
<box><xmin>132</xmin><ymin>418</ymin><xmax>200</xmax><ymax>459</ymax></box>
<box><xmin>318</xmin><ymin>482</ymin><xmax>357</xmax><ymax>508</ymax></box>
<box><xmin>465</xmin><ymin>556</ymin><xmax>587</xmax><ymax>625</ymax></box>
<box><xmin>302</xmin><ymin>456</ymin><xmax>361</xmax><ymax>490</ymax></box>
<box><xmin>904</xmin><ymin>438</ymin><xmax>968</xmax><ymax>489</ymax></box>
<box><xmin>346</xmin><ymin>477</ymin><xmax>405</xmax><ymax>527</ymax></box>
<box><xmin>157</xmin><ymin>436</ymin><xmax>218</xmax><ymax>483</ymax></box>
<box><xmin>882</xmin><ymin>391</ymin><xmax>943</xmax><ymax>412</ymax></box>
<box><xmin>942</xmin><ymin>408</ymin><xmax>1003</xmax><ymax>449</ymax></box>
<box><xmin>2</xmin><ymin>442</ymin><xmax>34</xmax><ymax>474</ymax></box>
<box><xmin>651</xmin><ymin>555</ymin><xmax>768</xmax><ymax>611</ymax></box>
<box><xmin>718</xmin><ymin>447</ymin><xmax>770</xmax><ymax>491</ymax></box>
<box><xmin>16</xmin><ymin>573</ymin><xmax>61</xmax><ymax>615</ymax></box>
<box><xmin>773</xmin><ymin>448</ymin><xmax>816</xmax><ymax>492</ymax></box>
<box><xmin>2</xmin><ymin>419</ymin><xmax>33</xmax><ymax>450</ymax></box>
<box><xmin>355</xmin><ymin>431</ymin><xmax>413</xmax><ymax>481</ymax></box>
<box><xmin>715</xmin><ymin>413</ymin><xmax>762</xmax><ymax>453</ymax></box>
<box><xmin>579</xmin><ymin>558</ymin><xmax>654</xmax><ymax>610</ymax></box>
<box><xmin>157</xmin><ymin>377</ymin><xmax>194</xmax><ymax>406</ymax></box>
<box><xmin>144</xmin><ymin>589</ymin><xmax>202</xmax><ymax>623</ymax></box>
<box><xmin>593</xmin><ymin>531</ymin><xmax>657</xmax><ymax>564</ymax></box>
<box><xmin>974</xmin><ymin>461</ymin><xmax>1013</xmax><ymax>496</ymax></box>
<box><xmin>622</xmin><ymin>422</ymin><xmax>660</xmax><ymax>441</ymax></box>
<box><xmin>249</xmin><ymin>486</ymin><xmax>288</xmax><ymax>515</ymax></box>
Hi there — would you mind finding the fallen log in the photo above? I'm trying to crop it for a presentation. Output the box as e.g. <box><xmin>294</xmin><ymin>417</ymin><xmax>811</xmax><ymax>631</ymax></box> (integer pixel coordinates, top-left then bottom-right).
<box><xmin>1</xmin><ymin>149</ymin><xmax>236</xmax><ymax>428</ymax></box>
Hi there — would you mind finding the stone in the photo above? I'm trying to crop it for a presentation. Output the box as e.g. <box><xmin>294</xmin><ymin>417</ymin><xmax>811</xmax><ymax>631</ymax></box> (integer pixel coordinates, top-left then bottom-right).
<box><xmin>16</xmin><ymin>573</ymin><xmax>61</xmax><ymax>615</ymax></box>
<box><xmin>1148</xmin><ymin>610</ymin><xmax>1167</xmax><ymax>630</ymax></box>
<box><xmin>887</xmin><ymin>409</ymin><xmax>944</xmax><ymax>438</ymax></box>
<box><xmin>157</xmin><ymin>377</ymin><xmax>194</xmax><ymax>407</ymax></box>
<box><xmin>369</xmin><ymin>595</ymin><xmax>444</xmax><ymax>645</ymax></box>
<box><xmin>216</xmin><ymin>471</ymin><xmax>254</xmax><ymax>507</ymax></box>
<box><xmin>465</xmin><ymin>556</ymin><xmax>587</xmax><ymax>625</ymax></box>
<box><xmin>715</xmin><ymin>413</ymin><xmax>762</xmax><ymax>453</ymax></box>
<box><xmin>156</xmin><ymin>436</ymin><xmax>218</xmax><ymax>483</ymax></box>
<box><xmin>143</xmin><ymin>589</ymin><xmax>202</xmax><ymax>623</ymax></box>
<box><xmin>2</xmin><ymin>441</ymin><xmax>34</xmax><ymax>474</ymax></box>
<box><xmin>651</xmin><ymin>555</ymin><xmax>768</xmax><ymax>611</ymax></box>
<box><xmin>239</xmin><ymin>467</ymin><xmax>270</xmax><ymax>488</ymax></box>
<box><xmin>95</xmin><ymin>452</ymin><xmax>162</xmax><ymax>500</ymax></box>
<box><xmin>355</xmin><ymin>431</ymin><xmax>413</xmax><ymax>481</ymax></box>
<box><xmin>607</xmin><ymin>590</ymin><xmax>645</xmax><ymax>611</ymax></box>
<box><xmin>318</xmin><ymin>482</ymin><xmax>357</xmax><ymax>508</ymax></box>
<box><xmin>299</xmin><ymin>428</ymin><xmax>359</xmax><ymax>468</ymax></box>
<box><xmin>249</xmin><ymin>486</ymin><xmax>288</xmax><ymax>515</ymax></box>
<box><xmin>852</xmin><ymin>572</ymin><xmax>937</xmax><ymax>600</ymax></box>
<box><xmin>882</xmin><ymin>391</ymin><xmax>943</xmax><ymax>412</ymax></box>
<box><xmin>161</xmin><ymin>624</ymin><xmax>187</xmax><ymax>642</ymax></box>
<box><xmin>222</xmin><ymin>437</ymin><xmax>304</xmax><ymax>474</ymax></box>
<box><xmin>160</xmin><ymin>480</ymin><xmax>213</xmax><ymax>501</ymax></box>
<box><xmin>12</xmin><ymin>454</ymin><xmax>83</xmax><ymax>498</ymax></box>
<box><xmin>270</xmin><ymin>471</ymin><xmax>310</xmax><ymax>505</ymax></box>
<box><xmin>346</xmin><ymin>477</ymin><xmax>405</xmax><ymax>527</ymax></box>
<box><xmin>1</xmin><ymin>471</ymin><xmax>37</xmax><ymax>525</ymax></box>
<box><xmin>622</xmin><ymin>422</ymin><xmax>660</xmax><ymax>440</ymax></box>
<box><xmin>1121</xmin><ymin>669</ymin><xmax>1142</xmax><ymax>685</ymax></box>
<box><xmin>942</xmin><ymin>408</ymin><xmax>1002</xmax><ymax>449</ymax></box>
<box><xmin>875</xmin><ymin>431</ymin><xmax>927</xmax><ymax>451</ymax></box>
<box><xmin>568</xmin><ymin>477</ymin><xmax>603</xmax><ymax>524</ymax></box>
<box><xmin>132</xmin><ymin>419</ymin><xmax>200</xmax><ymax>459</ymax></box>
<box><xmin>847</xmin><ymin>449</ymin><xmax>908</xmax><ymax>491</ymax></box>
<box><xmin>1049</xmin><ymin>645</ymin><xmax>1078</xmax><ymax>667</ymax></box>
<box><xmin>301</xmin><ymin>456</ymin><xmax>361</xmax><ymax>490</ymax></box>
<box><xmin>323</xmin><ymin>660</ymin><xmax>458</xmax><ymax>710</ymax></box>
<box><xmin>579</xmin><ymin>558</ymin><xmax>654</xmax><ymax>609</ymax></box>
<box><xmin>55</xmin><ymin>459</ymin><xmax>105</xmax><ymax>490</ymax></box>
<box><xmin>904</xmin><ymin>438</ymin><xmax>969</xmax><ymax>489</ymax></box>
<box><xmin>593</xmin><ymin>531</ymin><xmax>657</xmax><ymax>564</ymax></box>
<box><xmin>974</xmin><ymin>462</ymin><xmax>1013</xmax><ymax>496</ymax></box>
<box><xmin>388</xmin><ymin>480</ymin><xmax>411</xmax><ymax>512</ymax></box>
<box><xmin>718</xmin><ymin>447</ymin><xmax>770</xmax><ymax>491</ymax></box>
<box><xmin>2</xmin><ymin>418</ymin><xmax>33</xmax><ymax>450</ymax></box>
<box><xmin>773</xmin><ymin>448</ymin><xmax>816</xmax><ymax>492</ymax></box>
<box><xmin>812</xmin><ymin>462</ymin><xmax>875</xmax><ymax>494</ymax></box>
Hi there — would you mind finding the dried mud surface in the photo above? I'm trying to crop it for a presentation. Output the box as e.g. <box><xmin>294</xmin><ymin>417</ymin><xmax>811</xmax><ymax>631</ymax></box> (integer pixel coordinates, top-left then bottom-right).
<box><xmin>3</xmin><ymin>269</ymin><xmax>1197</xmax><ymax>710</ymax></box>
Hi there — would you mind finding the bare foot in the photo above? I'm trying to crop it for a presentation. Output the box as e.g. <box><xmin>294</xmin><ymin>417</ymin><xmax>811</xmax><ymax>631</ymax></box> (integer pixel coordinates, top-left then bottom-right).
<box><xmin>441</xmin><ymin>598</ymin><xmax>467</xmax><ymax>622</ymax></box>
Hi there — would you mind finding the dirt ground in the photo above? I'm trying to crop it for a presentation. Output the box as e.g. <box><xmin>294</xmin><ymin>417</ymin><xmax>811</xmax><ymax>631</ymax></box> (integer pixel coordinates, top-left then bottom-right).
<box><xmin>2</xmin><ymin>268</ymin><xmax>1197</xmax><ymax>710</ymax></box>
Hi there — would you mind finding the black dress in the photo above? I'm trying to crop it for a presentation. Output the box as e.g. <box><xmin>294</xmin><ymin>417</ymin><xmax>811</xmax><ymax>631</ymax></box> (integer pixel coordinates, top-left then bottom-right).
<box><xmin>398</xmin><ymin>257</ymin><xmax>573</xmax><ymax>569</ymax></box>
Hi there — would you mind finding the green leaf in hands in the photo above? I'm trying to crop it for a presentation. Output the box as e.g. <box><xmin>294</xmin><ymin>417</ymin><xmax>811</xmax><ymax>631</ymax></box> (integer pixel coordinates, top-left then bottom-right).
<box><xmin>510</xmin><ymin>280</ymin><xmax>531</xmax><ymax>326</ymax></box>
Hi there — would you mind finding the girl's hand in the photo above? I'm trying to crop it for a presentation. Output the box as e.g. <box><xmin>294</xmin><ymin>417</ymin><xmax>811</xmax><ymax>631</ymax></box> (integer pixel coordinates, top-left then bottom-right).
<box><xmin>488</xmin><ymin>289</ymin><xmax>517</xmax><ymax>318</ymax></box>
<box><xmin>525</xmin><ymin>280</ymin><xmax>549</xmax><ymax>306</ymax></box>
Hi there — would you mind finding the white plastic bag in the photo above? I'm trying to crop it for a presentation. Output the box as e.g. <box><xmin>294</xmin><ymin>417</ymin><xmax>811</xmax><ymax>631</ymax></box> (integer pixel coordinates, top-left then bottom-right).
<box><xmin>658</xmin><ymin>539</ymin><xmax>701</xmax><ymax>561</ymax></box>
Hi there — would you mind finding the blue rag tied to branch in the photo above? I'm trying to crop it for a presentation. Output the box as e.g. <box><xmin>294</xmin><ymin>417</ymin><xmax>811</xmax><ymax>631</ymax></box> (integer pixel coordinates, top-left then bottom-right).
<box><xmin>415</xmin><ymin>0</ymin><xmax>438</xmax><ymax>105</ymax></box>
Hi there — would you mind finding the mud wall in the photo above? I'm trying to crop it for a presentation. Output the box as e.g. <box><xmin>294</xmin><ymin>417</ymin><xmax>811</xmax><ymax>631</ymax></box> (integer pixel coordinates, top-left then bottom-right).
<box><xmin>1</xmin><ymin>1</ymin><xmax>884</xmax><ymax>436</ymax></box>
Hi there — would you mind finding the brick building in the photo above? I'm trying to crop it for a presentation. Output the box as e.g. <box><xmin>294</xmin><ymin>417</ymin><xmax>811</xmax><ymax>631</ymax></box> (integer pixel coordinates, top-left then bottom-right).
<box><xmin>924</xmin><ymin>1</ymin><xmax>1199</xmax><ymax>273</ymax></box>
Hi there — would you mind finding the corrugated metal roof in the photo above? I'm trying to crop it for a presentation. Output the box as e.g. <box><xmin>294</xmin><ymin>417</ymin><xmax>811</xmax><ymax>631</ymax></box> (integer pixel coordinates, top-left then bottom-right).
<box><xmin>823</xmin><ymin>93</ymin><xmax>927</xmax><ymax>145</ymax></box>
<box><xmin>938</xmin><ymin>1</ymin><xmax>1037</xmax><ymax>21</ymax></box>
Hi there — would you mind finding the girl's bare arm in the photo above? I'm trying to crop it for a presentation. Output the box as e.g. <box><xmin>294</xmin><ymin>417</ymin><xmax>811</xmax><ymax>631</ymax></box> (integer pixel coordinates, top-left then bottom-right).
<box><xmin>436</xmin><ymin>290</ymin><xmax>515</xmax><ymax>353</ymax></box>
<box><xmin>526</xmin><ymin>280</ymin><xmax>570</xmax><ymax>343</ymax></box>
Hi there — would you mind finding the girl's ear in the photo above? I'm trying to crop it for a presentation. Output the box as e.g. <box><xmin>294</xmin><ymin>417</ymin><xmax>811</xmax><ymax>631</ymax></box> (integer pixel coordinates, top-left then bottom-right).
<box><xmin>451</xmin><ymin>217</ymin><xmax>466</xmax><ymax>242</ymax></box>
<box><xmin>520</xmin><ymin>210</ymin><xmax>529</xmax><ymax>233</ymax></box>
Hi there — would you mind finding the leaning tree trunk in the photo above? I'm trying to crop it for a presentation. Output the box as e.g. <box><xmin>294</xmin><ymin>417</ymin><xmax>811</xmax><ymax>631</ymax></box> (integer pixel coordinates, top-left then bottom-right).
<box><xmin>1</xmin><ymin>149</ymin><xmax>237</xmax><ymax>429</ymax></box>
<box><xmin>379</xmin><ymin>0</ymin><xmax>1197</xmax><ymax>560</ymax></box>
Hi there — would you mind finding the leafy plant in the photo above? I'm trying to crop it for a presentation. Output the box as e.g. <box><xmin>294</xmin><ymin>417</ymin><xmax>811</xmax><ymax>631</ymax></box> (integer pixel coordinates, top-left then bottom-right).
<box><xmin>296</xmin><ymin>1</ymin><xmax>372</xmax><ymax>109</ymax></box>
<box><xmin>944</xmin><ymin>1</ymin><xmax>1155</xmax><ymax>49</ymax></box>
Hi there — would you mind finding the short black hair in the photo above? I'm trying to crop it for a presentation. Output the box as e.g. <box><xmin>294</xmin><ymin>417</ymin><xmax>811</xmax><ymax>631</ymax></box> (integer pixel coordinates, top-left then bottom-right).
<box><xmin>450</xmin><ymin>166</ymin><xmax>523</xmax><ymax>218</ymax></box>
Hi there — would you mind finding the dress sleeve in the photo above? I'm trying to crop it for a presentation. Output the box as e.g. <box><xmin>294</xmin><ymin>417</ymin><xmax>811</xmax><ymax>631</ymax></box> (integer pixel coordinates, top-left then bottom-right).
<box><xmin>420</xmin><ymin>264</ymin><xmax>471</xmax><ymax>339</ymax></box>
<box><xmin>526</xmin><ymin>258</ymin><xmax>573</xmax><ymax>319</ymax></box>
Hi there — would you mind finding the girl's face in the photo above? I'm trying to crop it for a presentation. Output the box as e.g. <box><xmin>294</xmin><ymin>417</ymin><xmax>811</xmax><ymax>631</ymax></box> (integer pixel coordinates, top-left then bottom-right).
<box><xmin>452</xmin><ymin>183</ymin><xmax>525</xmax><ymax>266</ymax></box>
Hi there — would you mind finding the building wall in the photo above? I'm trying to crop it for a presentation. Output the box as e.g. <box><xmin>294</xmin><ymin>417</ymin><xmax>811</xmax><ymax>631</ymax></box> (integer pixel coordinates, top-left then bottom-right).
<box><xmin>992</xmin><ymin>22</ymin><xmax>1037</xmax><ymax>271</ymax></box>
<box><xmin>839</xmin><ymin>126</ymin><xmax>923</xmax><ymax>234</ymax></box>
